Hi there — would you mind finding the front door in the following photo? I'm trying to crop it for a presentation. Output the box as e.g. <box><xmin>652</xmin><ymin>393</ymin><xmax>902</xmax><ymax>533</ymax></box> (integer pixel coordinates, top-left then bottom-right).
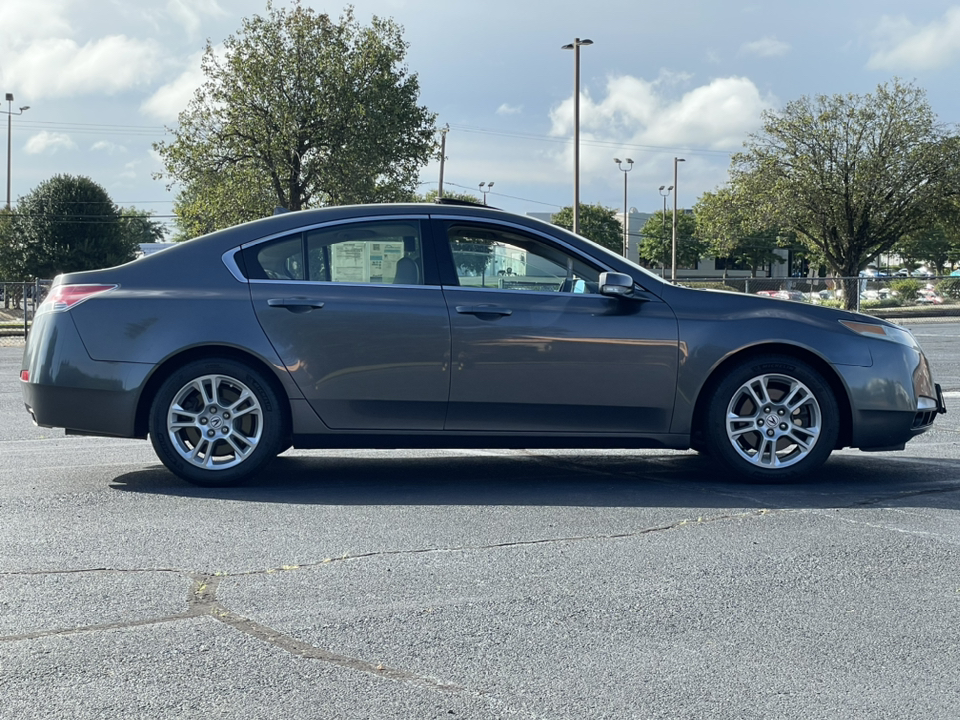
<box><xmin>437</xmin><ymin>219</ymin><xmax>679</xmax><ymax>433</ymax></box>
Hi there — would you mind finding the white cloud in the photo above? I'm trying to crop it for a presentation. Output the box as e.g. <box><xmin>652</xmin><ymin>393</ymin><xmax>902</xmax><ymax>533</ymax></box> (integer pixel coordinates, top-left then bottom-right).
<box><xmin>739</xmin><ymin>36</ymin><xmax>790</xmax><ymax>58</ymax></box>
<box><xmin>91</xmin><ymin>141</ymin><xmax>128</xmax><ymax>155</ymax></box>
<box><xmin>497</xmin><ymin>103</ymin><xmax>523</xmax><ymax>116</ymax></box>
<box><xmin>868</xmin><ymin>7</ymin><xmax>960</xmax><ymax>70</ymax></box>
<box><xmin>545</xmin><ymin>74</ymin><xmax>775</xmax><ymax>195</ymax></box>
<box><xmin>166</xmin><ymin>0</ymin><xmax>227</xmax><ymax>38</ymax></box>
<box><xmin>25</xmin><ymin>131</ymin><xmax>77</xmax><ymax>154</ymax></box>
<box><xmin>4</xmin><ymin>35</ymin><xmax>164</xmax><ymax>99</ymax></box>
<box><xmin>141</xmin><ymin>47</ymin><xmax>221</xmax><ymax>122</ymax></box>
<box><xmin>0</xmin><ymin>0</ymin><xmax>72</xmax><ymax>46</ymax></box>
<box><xmin>550</xmin><ymin>74</ymin><xmax>773</xmax><ymax>151</ymax></box>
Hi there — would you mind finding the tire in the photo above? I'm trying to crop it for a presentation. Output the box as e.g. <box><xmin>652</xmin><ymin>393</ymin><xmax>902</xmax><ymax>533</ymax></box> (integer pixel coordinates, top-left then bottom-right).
<box><xmin>703</xmin><ymin>355</ymin><xmax>839</xmax><ymax>482</ymax></box>
<box><xmin>148</xmin><ymin>359</ymin><xmax>286</xmax><ymax>487</ymax></box>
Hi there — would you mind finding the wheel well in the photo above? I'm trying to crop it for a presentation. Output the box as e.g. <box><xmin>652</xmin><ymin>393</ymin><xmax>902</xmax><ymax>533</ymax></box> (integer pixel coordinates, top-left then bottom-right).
<box><xmin>133</xmin><ymin>346</ymin><xmax>292</xmax><ymax>440</ymax></box>
<box><xmin>690</xmin><ymin>344</ymin><xmax>853</xmax><ymax>450</ymax></box>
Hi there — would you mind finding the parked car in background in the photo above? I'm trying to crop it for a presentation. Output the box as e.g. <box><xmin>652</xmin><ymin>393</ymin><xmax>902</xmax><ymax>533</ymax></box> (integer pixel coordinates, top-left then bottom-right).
<box><xmin>917</xmin><ymin>288</ymin><xmax>944</xmax><ymax>304</ymax></box>
<box><xmin>755</xmin><ymin>289</ymin><xmax>805</xmax><ymax>302</ymax></box>
<box><xmin>20</xmin><ymin>203</ymin><xmax>946</xmax><ymax>486</ymax></box>
<box><xmin>896</xmin><ymin>267</ymin><xmax>934</xmax><ymax>278</ymax></box>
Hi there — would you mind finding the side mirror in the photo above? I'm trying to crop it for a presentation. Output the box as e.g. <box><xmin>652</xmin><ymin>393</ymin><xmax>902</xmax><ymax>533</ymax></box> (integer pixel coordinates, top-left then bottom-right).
<box><xmin>599</xmin><ymin>271</ymin><xmax>635</xmax><ymax>298</ymax></box>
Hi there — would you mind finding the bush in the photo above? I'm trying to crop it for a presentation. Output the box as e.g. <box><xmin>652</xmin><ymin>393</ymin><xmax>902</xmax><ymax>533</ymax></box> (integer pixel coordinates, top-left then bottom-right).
<box><xmin>684</xmin><ymin>281</ymin><xmax>737</xmax><ymax>292</ymax></box>
<box><xmin>890</xmin><ymin>278</ymin><xmax>922</xmax><ymax>303</ymax></box>
<box><xmin>936</xmin><ymin>277</ymin><xmax>960</xmax><ymax>299</ymax></box>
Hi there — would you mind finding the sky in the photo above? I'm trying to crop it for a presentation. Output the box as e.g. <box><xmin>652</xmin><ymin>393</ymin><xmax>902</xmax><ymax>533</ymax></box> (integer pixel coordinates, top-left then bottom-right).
<box><xmin>2</xmin><ymin>0</ymin><xmax>960</xmax><ymax>236</ymax></box>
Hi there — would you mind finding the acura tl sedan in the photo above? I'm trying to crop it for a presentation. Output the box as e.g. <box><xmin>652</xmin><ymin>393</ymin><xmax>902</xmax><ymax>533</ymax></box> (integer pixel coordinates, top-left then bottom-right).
<box><xmin>20</xmin><ymin>202</ymin><xmax>946</xmax><ymax>486</ymax></box>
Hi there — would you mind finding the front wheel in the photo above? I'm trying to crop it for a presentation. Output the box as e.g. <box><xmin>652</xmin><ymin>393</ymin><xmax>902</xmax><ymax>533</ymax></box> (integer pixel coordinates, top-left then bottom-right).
<box><xmin>148</xmin><ymin>359</ymin><xmax>286</xmax><ymax>487</ymax></box>
<box><xmin>703</xmin><ymin>355</ymin><xmax>839</xmax><ymax>481</ymax></box>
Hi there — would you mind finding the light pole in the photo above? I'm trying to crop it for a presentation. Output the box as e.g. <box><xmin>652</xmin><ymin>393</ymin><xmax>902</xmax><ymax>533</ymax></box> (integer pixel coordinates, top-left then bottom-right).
<box><xmin>561</xmin><ymin>38</ymin><xmax>592</xmax><ymax>235</ymax></box>
<box><xmin>3</xmin><ymin>93</ymin><xmax>30</xmax><ymax>211</ymax></box>
<box><xmin>659</xmin><ymin>184</ymin><xmax>673</xmax><ymax>274</ymax></box>
<box><xmin>615</xmin><ymin>158</ymin><xmax>633</xmax><ymax>257</ymax></box>
<box><xmin>479</xmin><ymin>181</ymin><xmax>494</xmax><ymax>205</ymax></box>
<box><xmin>671</xmin><ymin>157</ymin><xmax>685</xmax><ymax>281</ymax></box>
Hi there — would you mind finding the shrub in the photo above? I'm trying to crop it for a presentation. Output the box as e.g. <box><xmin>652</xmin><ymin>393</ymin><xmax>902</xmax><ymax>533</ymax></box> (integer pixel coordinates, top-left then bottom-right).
<box><xmin>936</xmin><ymin>277</ymin><xmax>960</xmax><ymax>300</ymax></box>
<box><xmin>890</xmin><ymin>278</ymin><xmax>922</xmax><ymax>303</ymax></box>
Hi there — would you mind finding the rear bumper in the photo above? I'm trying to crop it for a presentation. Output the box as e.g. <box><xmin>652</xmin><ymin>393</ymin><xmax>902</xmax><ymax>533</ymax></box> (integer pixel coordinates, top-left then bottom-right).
<box><xmin>21</xmin><ymin>312</ymin><xmax>151</xmax><ymax>438</ymax></box>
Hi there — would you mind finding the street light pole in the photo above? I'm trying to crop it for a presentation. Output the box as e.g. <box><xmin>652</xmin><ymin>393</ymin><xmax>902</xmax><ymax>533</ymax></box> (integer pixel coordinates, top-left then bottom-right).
<box><xmin>659</xmin><ymin>184</ymin><xmax>673</xmax><ymax>275</ymax></box>
<box><xmin>671</xmin><ymin>157</ymin><xmax>685</xmax><ymax>282</ymax></box>
<box><xmin>562</xmin><ymin>38</ymin><xmax>593</xmax><ymax>235</ymax></box>
<box><xmin>479</xmin><ymin>181</ymin><xmax>494</xmax><ymax>205</ymax></box>
<box><xmin>615</xmin><ymin>158</ymin><xmax>633</xmax><ymax>257</ymax></box>
<box><xmin>3</xmin><ymin>93</ymin><xmax>30</xmax><ymax>211</ymax></box>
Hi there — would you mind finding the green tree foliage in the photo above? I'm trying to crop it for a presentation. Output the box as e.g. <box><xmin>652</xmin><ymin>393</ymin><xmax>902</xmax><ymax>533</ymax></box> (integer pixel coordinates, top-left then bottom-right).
<box><xmin>155</xmin><ymin>3</ymin><xmax>438</xmax><ymax>238</ymax></box>
<box><xmin>895</xmin><ymin>219</ymin><xmax>960</xmax><ymax>274</ymax></box>
<box><xmin>551</xmin><ymin>203</ymin><xmax>624</xmax><ymax>254</ymax></box>
<box><xmin>636</xmin><ymin>210</ymin><xmax>703</xmax><ymax>270</ymax></box>
<box><xmin>0</xmin><ymin>175</ymin><xmax>138</xmax><ymax>280</ymax></box>
<box><xmin>170</xmin><ymin>167</ymin><xmax>276</xmax><ymax>241</ymax></box>
<box><xmin>694</xmin><ymin>187</ymin><xmax>784</xmax><ymax>277</ymax></box>
<box><xmin>120</xmin><ymin>207</ymin><xmax>167</xmax><ymax>246</ymax></box>
<box><xmin>418</xmin><ymin>189</ymin><xmax>481</xmax><ymax>204</ymax></box>
<box><xmin>729</xmin><ymin>79</ymin><xmax>960</xmax><ymax>309</ymax></box>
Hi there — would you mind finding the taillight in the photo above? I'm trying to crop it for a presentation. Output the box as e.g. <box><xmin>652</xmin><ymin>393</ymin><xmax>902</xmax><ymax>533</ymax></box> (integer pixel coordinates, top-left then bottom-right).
<box><xmin>20</xmin><ymin>370</ymin><xmax>29</xmax><ymax>382</ymax></box>
<box><xmin>38</xmin><ymin>284</ymin><xmax>118</xmax><ymax>314</ymax></box>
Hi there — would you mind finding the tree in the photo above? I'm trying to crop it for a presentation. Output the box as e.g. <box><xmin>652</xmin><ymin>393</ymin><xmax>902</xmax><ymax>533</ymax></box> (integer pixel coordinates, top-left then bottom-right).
<box><xmin>120</xmin><ymin>208</ymin><xmax>167</xmax><ymax>246</ymax></box>
<box><xmin>694</xmin><ymin>188</ymin><xmax>785</xmax><ymax>278</ymax></box>
<box><xmin>169</xmin><ymin>166</ymin><xmax>276</xmax><ymax>241</ymax></box>
<box><xmin>155</xmin><ymin>3</ymin><xmax>438</xmax><ymax>237</ymax></box>
<box><xmin>417</xmin><ymin>189</ymin><xmax>481</xmax><ymax>204</ymax></box>
<box><xmin>730</xmin><ymin>79</ymin><xmax>960</xmax><ymax>309</ymax></box>
<box><xmin>551</xmin><ymin>203</ymin><xmax>624</xmax><ymax>254</ymax></box>
<box><xmin>1</xmin><ymin>175</ymin><xmax>138</xmax><ymax>280</ymax></box>
<box><xmin>636</xmin><ymin>210</ymin><xmax>703</xmax><ymax>270</ymax></box>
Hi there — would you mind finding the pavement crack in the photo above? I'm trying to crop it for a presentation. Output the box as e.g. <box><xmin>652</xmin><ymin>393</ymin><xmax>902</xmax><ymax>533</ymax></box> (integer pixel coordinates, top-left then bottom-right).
<box><xmin>0</xmin><ymin>510</ymin><xmax>769</xmax><ymax>696</ymax></box>
<box><xmin>227</xmin><ymin>509</ymin><xmax>770</xmax><ymax>577</ymax></box>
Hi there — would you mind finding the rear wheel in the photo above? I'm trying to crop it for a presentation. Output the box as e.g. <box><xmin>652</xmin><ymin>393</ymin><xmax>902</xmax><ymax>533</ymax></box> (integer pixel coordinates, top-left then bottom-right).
<box><xmin>704</xmin><ymin>355</ymin><xmax>839</xmax><ymax>481</ymax></box>
<box><xmin>148</xmin><ymin>359</ymin><xmax>286</xmax><ymax>487</ymax></box>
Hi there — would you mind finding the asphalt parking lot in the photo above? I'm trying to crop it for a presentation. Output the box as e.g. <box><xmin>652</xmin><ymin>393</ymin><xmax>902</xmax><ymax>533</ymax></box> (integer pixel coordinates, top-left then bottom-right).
<box><xmin>2</xmin><ymin>323</ymin><xmax>959</xmax><ymax>719</ymax></box>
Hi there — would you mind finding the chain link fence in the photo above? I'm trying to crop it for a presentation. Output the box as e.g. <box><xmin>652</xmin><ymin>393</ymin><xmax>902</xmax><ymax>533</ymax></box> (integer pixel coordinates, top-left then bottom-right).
<box><xmin>0</xmin><ymin>280</ymin><xmax>52</xmax><ymax>347</ymax></box>
<box><xmin>683</xmin><ymin>274</ymin><xmax>960</xmax><ymax>318</ymax></box>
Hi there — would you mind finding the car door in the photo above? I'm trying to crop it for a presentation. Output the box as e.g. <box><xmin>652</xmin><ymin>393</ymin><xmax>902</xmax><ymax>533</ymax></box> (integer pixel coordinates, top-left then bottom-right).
<box><xmin>245</xmin><ymin>217</ymin><xmax>451</xmax><ymax>430</ymax></box>
<box><xmin>435</xmin><ymin>217</ymin><xmax>679</xmax><ymax>433</ymax></box>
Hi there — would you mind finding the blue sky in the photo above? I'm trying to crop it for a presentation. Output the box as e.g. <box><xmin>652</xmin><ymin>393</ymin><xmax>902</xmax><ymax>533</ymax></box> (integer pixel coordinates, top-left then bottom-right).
<box><xmin>2</xmin><ymin>0</ymin><xmax>959</xmax><ymax>236</ymax></box>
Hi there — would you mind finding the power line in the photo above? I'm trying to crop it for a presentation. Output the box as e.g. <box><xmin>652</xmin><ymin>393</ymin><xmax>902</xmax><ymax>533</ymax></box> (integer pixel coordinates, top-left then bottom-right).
<box><xmin>447</xmin><ymin>123</ymin><xmax>738</xmax><ymax>157</ymax></box>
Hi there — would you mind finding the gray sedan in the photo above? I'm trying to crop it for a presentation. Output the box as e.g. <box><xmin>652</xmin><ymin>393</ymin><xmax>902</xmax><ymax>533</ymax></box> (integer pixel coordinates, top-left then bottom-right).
<box><xmin>19</xmin><ymin>202</ymin><xmax>946</xmax><ymax>486</ymax></box>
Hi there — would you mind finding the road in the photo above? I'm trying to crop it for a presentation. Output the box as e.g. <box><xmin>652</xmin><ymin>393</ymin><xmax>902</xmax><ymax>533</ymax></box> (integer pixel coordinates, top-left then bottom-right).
<box><xmin>2</xmin><ymin>322</ymin><xmax>959</xmax><ymax>719</ymax></box>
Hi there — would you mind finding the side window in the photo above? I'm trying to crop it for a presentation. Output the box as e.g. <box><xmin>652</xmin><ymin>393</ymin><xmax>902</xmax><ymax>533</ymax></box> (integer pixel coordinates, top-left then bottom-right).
<box><xmin>446</xmin><ymin>223</ymin><xmax>601</xmax><ymax>293</ymax></box>
<box><xmin>306</xmin><ymin>221</ymin><xmax>424</xmax><ymax>285</ymax></box>
<box><xmin>241</xmin><ymin>221</ymin><xmax>424</xmax><ymax>285</ymax></box>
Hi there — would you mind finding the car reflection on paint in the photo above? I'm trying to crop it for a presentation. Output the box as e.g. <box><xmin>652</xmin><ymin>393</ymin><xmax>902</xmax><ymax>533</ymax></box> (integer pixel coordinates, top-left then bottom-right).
<box><xmin>20</xmin><ymin>202</ymin><xmax>946</xmax><ymax>487</ymax></box>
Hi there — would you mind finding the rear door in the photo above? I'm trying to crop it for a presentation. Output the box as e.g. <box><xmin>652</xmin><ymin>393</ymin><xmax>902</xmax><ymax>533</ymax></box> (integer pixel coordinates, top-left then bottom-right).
<box><xmin>246</xmin><ymin>217</ymin><xmax>451</xmax><ymax>430</ymax></box>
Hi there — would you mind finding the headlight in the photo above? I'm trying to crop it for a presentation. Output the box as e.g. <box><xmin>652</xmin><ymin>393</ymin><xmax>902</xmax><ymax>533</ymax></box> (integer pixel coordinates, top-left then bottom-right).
<box><xmin>839</xmin><ymin>319</ymin><xmax>918</xmax><ymax>348</ymax></box>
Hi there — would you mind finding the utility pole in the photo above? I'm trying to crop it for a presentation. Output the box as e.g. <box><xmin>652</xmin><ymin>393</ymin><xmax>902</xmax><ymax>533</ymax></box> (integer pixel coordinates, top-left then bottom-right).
<box><xmin>437</xmin><ymin>124</ymin><xmax>449</xmax><ymax>199</ymax></box>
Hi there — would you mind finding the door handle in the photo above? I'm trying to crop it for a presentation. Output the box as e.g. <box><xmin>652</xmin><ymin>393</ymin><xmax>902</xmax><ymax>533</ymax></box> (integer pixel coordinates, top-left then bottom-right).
<box><xmin>455</xmin><ymin>305</ymin><xmax>513</xmax><ymax>316</ymax></box>
<box><xmin>267</xmin><ymin>297</ymin><xmax>325</xmax><ymax>312</ymax></box>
